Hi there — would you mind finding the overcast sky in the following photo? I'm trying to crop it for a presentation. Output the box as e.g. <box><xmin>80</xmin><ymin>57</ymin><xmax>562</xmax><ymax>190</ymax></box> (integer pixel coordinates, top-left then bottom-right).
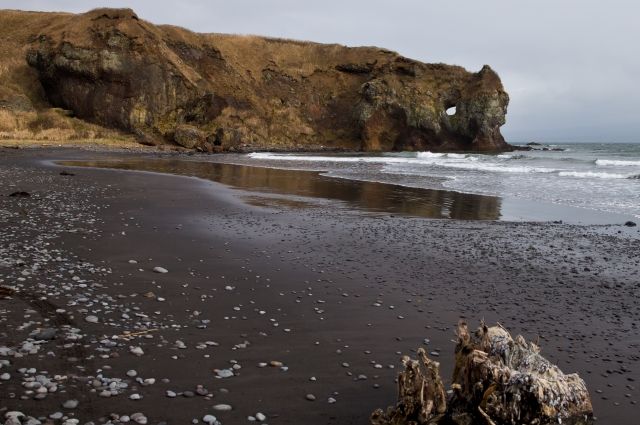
<box><xmin>3</xmin><ymin>0</ymin><xmax>638</xmax><ymax>143</ymax></box>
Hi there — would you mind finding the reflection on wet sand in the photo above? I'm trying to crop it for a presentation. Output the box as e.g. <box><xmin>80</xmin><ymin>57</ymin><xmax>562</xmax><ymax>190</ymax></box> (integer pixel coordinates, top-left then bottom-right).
<box><xmin>58</xmin><ymin>159</ymin><xmax>503</xmax><ymax>220</ymax></box>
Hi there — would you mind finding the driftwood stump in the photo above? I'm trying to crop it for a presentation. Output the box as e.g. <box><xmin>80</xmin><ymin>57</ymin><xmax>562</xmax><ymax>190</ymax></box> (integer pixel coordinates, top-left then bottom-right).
<box><xmin>371</xmin><ymin>321</ymin><xmax>593</xmax><ymax>425</ymax></box>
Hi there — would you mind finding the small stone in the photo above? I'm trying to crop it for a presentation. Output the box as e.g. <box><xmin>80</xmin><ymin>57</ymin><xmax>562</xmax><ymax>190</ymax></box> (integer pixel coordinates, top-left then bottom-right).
<box><xmin>213</xmin><ymin>404</ymin><xmax>232</xmax><ymax>412</ymax></box>
<box><xmin>328</xmin><ymin>397</ymin><xmax>337</xmax><ymax>404</ymax></box>
<box><xmin>32</xmin><ymin>328</ymin><xmax>57</xmax><ymax>340</ymax></box>
<box><xmin>215</xmin><ymin>369</ymin><xmax>234</xmax><ymax>378</ymax></box>
<box><xmin>255</xmin><ymin>412</ymin><xmax>266</xmax><ymax>421</ymax></box>
<box><xmin>153</xmin><ymin>266</ymin><xmax>168</xmax><ymax>273</ymax></box>
<box><xmin>130</xmin><ymin>346</ymin><xmax>144</xmax><ymax>356</ymax></box>
<box><xmin>5</xmin><ymin>412</ymin><xmax>25</xmax><ymax>421</ymax></box>
<box><xmin>62</xmin><ymin>399</ymin><xmax>78</xmax><ymax>409</ymax></box>
<box><xmin>305</xmin><ymin>393</ymin><xmax>316</xmax><ymax>401</ymax></box>
<box><xmin>85</xmin><ymin>315</ymin><xmax>99</xmax><ymax>323</ymax></box>
<box><xmin>166</xmin><ymin>390</ymin><xmax>177</xmax><ymax>398</ymax></box>
<box><xmin>130</xmin><ymin>393</ymin><xmax>142</xmax><ymax>400</ymax></box>
<box><xmin>0</xmin><ymin>372</ymin><xmax>10</xmax><ymax>380</ymax></box>
<box><xmin>202</xmin><ymin>415</ymin><xmax>217</xmax><ymax>425</ymax></box>
<box><xmin>131</xmin><ymin>413</ymin><xmax>147</xmax><ymax>424</ymax></box>
<box><xmin>126</xmin><ymin>370</ymin><xmax>137</xmax><ymax>377</ymax></box>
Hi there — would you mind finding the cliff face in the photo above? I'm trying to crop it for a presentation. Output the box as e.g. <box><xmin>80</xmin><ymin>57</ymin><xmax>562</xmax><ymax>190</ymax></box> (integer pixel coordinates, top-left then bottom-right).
<box><xmin>16</xmin><ymin>8</ymin><xmax>510</xmax><ymax>152</ymax></box>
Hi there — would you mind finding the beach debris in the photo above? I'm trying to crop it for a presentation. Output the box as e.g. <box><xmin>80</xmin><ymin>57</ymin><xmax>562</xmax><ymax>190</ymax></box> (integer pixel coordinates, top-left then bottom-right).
<box><xmin>371</xmin><ymin>320</ymin><xmax>594</xmax><ymax>425</ymax></box>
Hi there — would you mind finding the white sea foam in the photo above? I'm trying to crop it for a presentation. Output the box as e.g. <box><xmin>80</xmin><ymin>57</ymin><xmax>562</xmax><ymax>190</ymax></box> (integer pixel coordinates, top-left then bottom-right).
<box><xmin>595</xmin><ymin>159</ymin><xmax>640</xmax><ymax>167</ymax></box>
<box><xmin>247</xmin><ymin>152</ymin><xmax>408</xmax><ymax>164</ymax></box>
<box><xmin>395</xmin><ymin>161</ymin><xmax>556</xmax><ymax>174</ymax></box>
<box><xmin>446</xmin><ymin>153</ymin><xmax>468</xmax><ymax>159</ymax></box>
<box><xmin>416</xmin><ymin>151</ymin><xmax>445</xmax><ymax>158</ymax></box>
<box><xmin>251</xmin><ymin>152</ymin><xmax>558</xmax><ymax>174</ymax></box>
<box><xmin>558</xmin><ymin>171</ymin><xmax>632</xmax><ymax>179</ymax></box>
<box><xmin>249</xmin><ymin>152</ymin><xmax>638</xmax><ymax>178</ymax></box>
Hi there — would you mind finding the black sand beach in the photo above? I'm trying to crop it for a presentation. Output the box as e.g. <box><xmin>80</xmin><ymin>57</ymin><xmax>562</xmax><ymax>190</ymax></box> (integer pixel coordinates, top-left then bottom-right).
<box><xmin>1</xmin><ymin>148</ymin><xmax>639</xmax><ymax>424</ymax></box>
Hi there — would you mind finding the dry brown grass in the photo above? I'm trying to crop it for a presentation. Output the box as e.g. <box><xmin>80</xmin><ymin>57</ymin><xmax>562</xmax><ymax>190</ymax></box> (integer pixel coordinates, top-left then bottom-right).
<box><xmin>0</xmin><ymin>108</ymin><xmax>133</xmax><ymax>142</ymax></box>
<box><xmin>0</xmin><ymin>109</ymin><xmax>17</xmax><ymax>131</ymax></box>
<box><xmin>0</xmin><ymin>137</ymin><xmax>148</xmax><ymax>150</ymax></box>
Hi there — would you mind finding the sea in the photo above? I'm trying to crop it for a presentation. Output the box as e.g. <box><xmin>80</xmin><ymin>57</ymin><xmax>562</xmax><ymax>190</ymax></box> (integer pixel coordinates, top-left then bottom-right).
<box><xmin>247</xmin><ymin>143</ymin><xmax>640</xmax><ymax>221</ymax></box>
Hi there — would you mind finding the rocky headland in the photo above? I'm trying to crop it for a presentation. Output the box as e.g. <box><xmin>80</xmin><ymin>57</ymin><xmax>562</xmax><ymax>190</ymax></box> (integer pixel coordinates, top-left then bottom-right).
<box><xmin>1</xmin><ymin>8</ymin><xmax>511</xmax><ymax>152</ymax></box>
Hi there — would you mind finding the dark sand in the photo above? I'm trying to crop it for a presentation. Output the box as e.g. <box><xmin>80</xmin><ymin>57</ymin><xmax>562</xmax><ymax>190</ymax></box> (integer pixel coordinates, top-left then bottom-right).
<box><xmin>1</xmin><ymin>148</ymin><xmax>639</xmax><ymax>424</ymax></box>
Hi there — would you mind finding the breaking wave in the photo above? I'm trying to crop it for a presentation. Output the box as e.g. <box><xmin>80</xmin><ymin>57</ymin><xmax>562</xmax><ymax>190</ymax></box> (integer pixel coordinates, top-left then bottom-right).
<box><xmin>247</xmin><ymin>144</ymin><xmax>640</xmax><ymax>219</ymax></box>
<box><xmin>250</xmin><ymin>152</ymin><xmax>639</xmax><ymax>177</ymax></box>
<box><xmin>595</xmin><ymin>159</ymin><xmax>640</xmax><ymax>167</ymax></box>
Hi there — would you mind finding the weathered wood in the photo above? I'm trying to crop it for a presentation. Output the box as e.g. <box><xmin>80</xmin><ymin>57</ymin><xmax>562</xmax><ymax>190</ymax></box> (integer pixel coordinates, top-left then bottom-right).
<box><xmin>372</xmin><ymin>321</ymin><xmax>594</xmax><ymax>425</ymax></box>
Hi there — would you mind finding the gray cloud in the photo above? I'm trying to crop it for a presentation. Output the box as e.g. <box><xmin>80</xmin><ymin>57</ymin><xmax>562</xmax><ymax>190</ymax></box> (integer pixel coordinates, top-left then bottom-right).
<box><xmin>3</xmin><ymin>0</ymin><xmax>638</xmax><ymax>142</ymax></box>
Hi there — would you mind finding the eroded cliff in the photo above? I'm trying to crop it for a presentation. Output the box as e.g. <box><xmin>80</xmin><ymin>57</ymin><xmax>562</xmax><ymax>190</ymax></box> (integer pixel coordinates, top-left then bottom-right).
<box><xmin>4</xmin><ymin>8</ymin><xmax>511</xmax><ymax>151</ymax></box>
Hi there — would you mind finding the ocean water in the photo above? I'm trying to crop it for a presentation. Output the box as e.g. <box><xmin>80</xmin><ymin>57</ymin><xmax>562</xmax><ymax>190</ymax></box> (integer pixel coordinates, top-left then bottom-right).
<box><xmin>247</xmin><ymin>143</ymin><xmax>640</xmax><ymax>219</ymax></box>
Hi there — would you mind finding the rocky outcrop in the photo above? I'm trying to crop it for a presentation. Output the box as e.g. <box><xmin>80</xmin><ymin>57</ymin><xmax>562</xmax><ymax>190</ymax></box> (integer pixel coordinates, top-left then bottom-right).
<box><xmin>23</xmin><ymin>8</ymin><xmax>511</xmax><ymax>152</ymax></box>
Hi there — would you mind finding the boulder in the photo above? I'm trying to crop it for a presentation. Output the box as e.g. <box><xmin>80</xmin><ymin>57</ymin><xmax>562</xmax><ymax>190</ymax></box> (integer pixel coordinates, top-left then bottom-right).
<box><xmin>174</xmin><ymin>125</ymin><xmax>206</xmax><ymax>149</ymax></box>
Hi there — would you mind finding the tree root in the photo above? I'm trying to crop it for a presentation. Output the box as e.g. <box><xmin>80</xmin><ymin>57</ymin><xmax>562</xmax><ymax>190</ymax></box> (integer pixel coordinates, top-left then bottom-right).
<box><xmin>371</xmin><ymin>320</ymin><xmax>594</xmax><ymax>425</ymax></box>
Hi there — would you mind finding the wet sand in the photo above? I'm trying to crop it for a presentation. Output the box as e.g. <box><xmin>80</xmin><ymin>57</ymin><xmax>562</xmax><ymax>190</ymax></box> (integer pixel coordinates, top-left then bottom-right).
<box><xmin>1</xmin><ymin>148</ymin><xmax>639</xmax><ymax>424</ymax></box>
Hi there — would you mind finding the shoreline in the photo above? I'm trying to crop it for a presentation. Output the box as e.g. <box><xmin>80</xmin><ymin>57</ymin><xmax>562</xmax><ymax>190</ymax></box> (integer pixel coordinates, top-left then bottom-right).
<box><xmin>55</xmin><ymin>153</ymin><xmax>639</xmax><ymax>226</ymax></box>
<box><xmin>6</xmin><ymin>139</ymin><xmax>638</xmax><ymax>225</ymax></box>
<box><xmin>1</xmin><ymin>147</ymin><xmax>639</xmax><ymax>424</ymax></box>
